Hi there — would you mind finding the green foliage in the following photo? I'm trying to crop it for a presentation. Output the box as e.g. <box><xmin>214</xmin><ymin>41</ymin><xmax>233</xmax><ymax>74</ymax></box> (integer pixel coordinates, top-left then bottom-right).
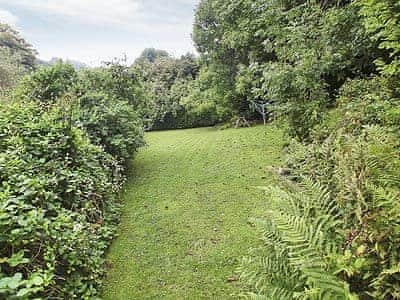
<box><xmin>244</xmin><ymin>124</ymin><xmax>400</xmax><ymax>298</ymax></box>
<box><xmin>1</xmin><ymin>59</ymin><xmax>145</xmax><ymax>298</ymax></box>
<box><xmin>13</xmin><ymin>62</ymin><xmax>146</xmax><ymax>164</ymax></box>
<box><xmin>359</xmin><ymin>0</ymin><xmax>400</xmax><ymax>87</ymax></box>
<box><xmin>0</xmin><ymin>23</ymin><xmax>37</xmax><ymax>70</ymax></box>
<box><xmin>240</xmin><ymin>180</ymin><xmax>355</xmax><ymax>299</ymax></box>
<box><xmin>0</xmin><ymin>101</ymin><xmax>123</xmax><ymax>299</ymax></box>
<box><xmin>283</xmin><ymin>125</ymin><xmax>400</xmax><ymax>298</ymax></box>
<box><xmin>0</xmin><ymin>23</ymin><xmax>37</xmax><ymax>94</ymax></box>
<box><xmin>238</xmin><ymin>1</ymin><xmax>400</xmax><ymax>297</ymax></box>
<box><xmin>133</xmin><ymin>52</ymin><xmax>185</xmax><ymax>128</ymax></box>
<box><xmin>0</xmin><ymin>48</ymin><xmax>26</xmax><ymax>94</ymax></box>
<box><xmin>132</xmin><ymin>49</ymin><xmax>211</xmax><ymax>130</ymax></box>
<box><xmin>76</xmin><ymin>92</ymin><xmax>145</xmax><ymax>164</ymax></box>
<box><xmin>335</xmin><ymin>77</ymin><xmax>400</xmax><ymax>131</ymax></box>
<box><xmin>180</xmin><ymin>64</ymin><xmax>235</xmax><ymax>126</ymax></box>
<box><xmin>13</xmin><ymin>63</ymin><xmax>77</xmax><ymax>106</ymax></box>
<box><xmin>78</xmin><ymin>59</ymin><xmax>147</xmax><ymax>111</ymax></box>
<box><xmin>258</xmin><ymin>61</ymin><xmax>328</xmax><ymax>139</ymax></box>
<box><xmin>194</xmin><ymin>0</ymin><xmax>379</xmax><ymax>138</ymax></box>
<box><xmin>245</xmin><ymin>73</ymin><xmax>400</xmax><ymax>298</ymax></box>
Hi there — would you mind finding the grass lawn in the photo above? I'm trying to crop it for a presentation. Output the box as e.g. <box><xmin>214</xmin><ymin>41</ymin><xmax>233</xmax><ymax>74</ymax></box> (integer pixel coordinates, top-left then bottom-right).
<box><xmin>103</xmin><ymin>124</ymin><xmax>285</xmax><ymax>299</ymax></box>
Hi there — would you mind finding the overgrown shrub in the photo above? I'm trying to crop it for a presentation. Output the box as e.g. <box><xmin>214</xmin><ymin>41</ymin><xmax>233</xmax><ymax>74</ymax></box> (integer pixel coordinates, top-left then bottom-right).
<box><xmin>77</xmin><ymin>61</ymin><xmax>148</xmax><ymax>112</ymax></box>
<box><xmin>0</xmin><ymin>61</ymin><xmax>145</xmax><ymax>298</ymax></box>
<box><xmin>240</xmin><ymin>0</ymin><xmax>400</xmax><ymax>297</ymax></box>
<box><xmin>359</xmin><ymin>0</ymin><xmax>400</xmax><ymax>90</ymax></box>
<box><xmin>193</xmin><ymin>0</ymin><xmax>379</xmax><ymax>138</ymax></box>
<box><xmin>243</xmin><ymin>75</ymin><xmax>400</xmax><ymax>298</ymax></box>
<box><xmin>130</xmin><ymin>50</ymin><xmax>204</xmax><ymax>130</ymax></box>
<box><xmin>13</xmin><ymin>63</ymin><xmax>77</xmax><ymax>106</ymax></box>
<box><xmin>336</xmin><ymin>77</ymin><xmax>400</xmax><ymax>131</ymax></box>
<box><xmin>0</xmin><ymin>101</ymin><xmax>124</xmax><ymax>298</ymax></box>
<box><xmin>13</xmin><ymin>62</ymin><xmax>146</xmax><ymax>164</ymax></box>
<box><xmin>243</xmin><ymin>124</ymin><xmax>400</xmax><ymax>299</ymax></box>
<box><xmin>76</xmin><ymin>92</ymin><xmax>145</xmax><ymax>164</ymax></box>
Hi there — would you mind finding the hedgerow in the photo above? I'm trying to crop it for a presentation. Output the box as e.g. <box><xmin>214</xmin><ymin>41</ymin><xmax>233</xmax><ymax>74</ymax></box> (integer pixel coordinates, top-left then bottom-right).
<box><xmin>76</xmin><ymin>92</ymin><xmax>145</xmax><ymax>165</ymax></box>
<box><xmin>0</xmin><ymin>62</ymin><xmax>144</xmax><ymax>299</ymax></box>
<box><xmin>215</xmin><ymin>1</ymin><xmax>400</xmax><ymax>298</ymax></box>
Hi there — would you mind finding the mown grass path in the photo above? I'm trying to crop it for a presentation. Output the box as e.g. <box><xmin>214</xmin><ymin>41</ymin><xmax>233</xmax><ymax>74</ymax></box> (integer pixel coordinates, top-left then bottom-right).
<box><xmin>103</xmin><ymin>125</ymin><xmax>284</xmax><ymax>299</ymax></box>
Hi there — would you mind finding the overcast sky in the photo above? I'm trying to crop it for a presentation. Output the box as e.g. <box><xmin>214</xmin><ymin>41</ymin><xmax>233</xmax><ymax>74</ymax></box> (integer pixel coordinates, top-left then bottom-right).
<box><xmin>0</xmin><ymin>0</ymin><xmax>199</xmax><ymax>65</ymax></box>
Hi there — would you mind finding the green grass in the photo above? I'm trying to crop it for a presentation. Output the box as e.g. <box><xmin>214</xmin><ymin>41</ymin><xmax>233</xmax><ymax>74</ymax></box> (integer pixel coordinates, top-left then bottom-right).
<box><xmin>103</xmin><ymin>125</ymin><xmax>285</xmax><ymax>299</ymax></box>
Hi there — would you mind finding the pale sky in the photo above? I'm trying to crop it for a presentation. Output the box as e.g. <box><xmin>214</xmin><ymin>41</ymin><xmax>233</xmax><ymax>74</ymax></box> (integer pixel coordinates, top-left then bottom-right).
<box><xmin>0</xmin><ymin>0</ymin><xmax>199</xmax><ymax>65</ymax></box>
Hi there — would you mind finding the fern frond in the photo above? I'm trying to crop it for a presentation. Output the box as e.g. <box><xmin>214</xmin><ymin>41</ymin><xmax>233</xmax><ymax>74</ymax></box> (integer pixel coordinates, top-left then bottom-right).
<box><xmin>241</xmin><ymin>179</ymin><xmax>356</xmax><ymax>299</ymax></box>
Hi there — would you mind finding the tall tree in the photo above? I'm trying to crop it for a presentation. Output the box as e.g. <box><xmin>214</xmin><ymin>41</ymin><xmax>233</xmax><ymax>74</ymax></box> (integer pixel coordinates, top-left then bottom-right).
<box><xmin>0</xmin><ymin>23</ymin><xmax>37</xmax><ymax>70</ymax></box>
<box><xmin>193</xmin><ymin>0</ymin><xmax>379</xmax><ymax>137</ymax></box>
<box><xmin>0</xmin><ymin>47</ymin><xmax>25</xmax><ymax>92</ymax></box>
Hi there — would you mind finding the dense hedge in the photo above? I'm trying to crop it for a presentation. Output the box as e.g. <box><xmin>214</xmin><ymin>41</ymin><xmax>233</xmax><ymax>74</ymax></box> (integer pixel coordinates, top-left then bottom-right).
<box><xmin>228</xmin><ymin>1</ymin><xmax>400</xmax><ymax>298</ymax></box>
<box><xmin>77</xmin><ymin>92</ymin><xmax>144</xmax><ymax>164</ymax></box>
<box><xmin>245</xmin><ymin>77</ymin><xmax>400</xmax><ymax>299</ymax></box>
<box><xmin>0</xmin><ymin>63</ymin><xmax>144</xmax><ymax>298</ymax></box>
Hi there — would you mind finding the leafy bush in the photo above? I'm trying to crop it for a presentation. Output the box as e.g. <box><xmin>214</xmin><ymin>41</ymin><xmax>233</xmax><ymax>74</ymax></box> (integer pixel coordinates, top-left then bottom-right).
<box><xmin>360</xmin><ymin>0</ymin><xmax>400</xmax><ymax>87</ymax></box>
<box><xmin>13</xmin><ymin>63</ymin><xmax>77</xmax><ymax>106</ymax></box>
<box><xmin>76</xmin><ymin>92</ymin><xmax>145</xmax><ymax>164</ymax></box>
<box><xmin>243</xmin><ymin>124</ymin><xmax>400</xmax><ymax>299</ymax></box>
<box><xmin>260</xmin><ymin>61</ymin><xmax>328</xmax><ymax>140</ymax></box>
<box><xmin>243</xmin><ymin>73</ymin><xmax>400</xmax><ymax>298</ymax></box>
<box><xmin>13</xmin><ymin>62</ymin><xmax>146</xmax><ymax>164</ymax></box>
<box><xmin>193</xmin><ymin>1</ymin><xmax>379</xmax><ymax>137</ymax></box>
<box><xmin>336</xmin><ymin>77</ymin><xmax>400</xmax><ymax>131</ymax></box>
<box><xmin>237</xmin><ymin>1</ymin><xmax>400</xmax><ymax>296</ymax></box>
<box><xmin>0</xmin><ymin>101</ymin><xmax>124</xmax><ymax>298</ymax></box>
<box><xmin>0</xmin><ymin>61</ymin><xmax>145</xmax><ymax>298</ymax></box>
<box><xmin>130</xmin><ymin>49</ymin><xmax>222</xmax><ymax>130</ymax></box>
<box><xmin>77</xmin><ymin>60</ymin><xmax>147</xmax><ymax>112</ymax></box>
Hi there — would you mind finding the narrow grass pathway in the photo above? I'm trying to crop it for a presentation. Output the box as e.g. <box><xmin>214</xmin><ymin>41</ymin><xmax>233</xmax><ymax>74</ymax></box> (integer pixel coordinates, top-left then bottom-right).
<box><xmin>103</xmin><ymin>125</ymin><xmax>284</xmax><ymax>299</ymax></box>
